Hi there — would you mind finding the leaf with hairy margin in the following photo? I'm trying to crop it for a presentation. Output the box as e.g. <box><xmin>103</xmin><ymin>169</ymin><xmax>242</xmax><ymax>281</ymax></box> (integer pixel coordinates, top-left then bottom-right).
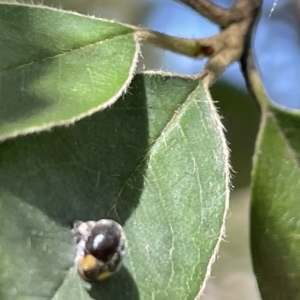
<box><xmin>0</xmin><ymin>3</ymin><xmax>138</xmax><ymax>141</ymax></box>
<box><xmin>251</xmin><ymin>102</ymin><xmax>300</xmax><ymax>300</ymax></box>
<box><xmin>0</xmin><ymin>73</ymin><xmax>229</xmax><ymax>300</ymax></box>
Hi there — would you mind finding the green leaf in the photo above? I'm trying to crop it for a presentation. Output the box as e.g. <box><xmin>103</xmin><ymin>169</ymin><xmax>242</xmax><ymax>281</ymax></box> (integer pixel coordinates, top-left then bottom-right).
<box><xmin>251</xmin><ymin>104</ymin><xmax>300</xmax><ymax>299</ymax></box>
<box><xmin>0</xmin><ymin>73</ymin><xmax>229</xmax><ymax>300</ymax></box>
<box><xmin>0</xmin><ymin>3</ymin><xmax>138</xmax><ymax>141</ymax></box>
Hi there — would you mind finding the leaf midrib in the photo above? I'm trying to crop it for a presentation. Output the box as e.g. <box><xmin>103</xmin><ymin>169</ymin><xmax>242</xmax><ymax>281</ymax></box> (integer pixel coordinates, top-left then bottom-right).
<box><xmin>114</xmin><ymin>79</ymin><xmax>202</xmax><ymax>216</ymax></box>
<box><xmin>0</xmin><ymin>31</ymin><xmax>133</xmax><ymax>76</ymax></box>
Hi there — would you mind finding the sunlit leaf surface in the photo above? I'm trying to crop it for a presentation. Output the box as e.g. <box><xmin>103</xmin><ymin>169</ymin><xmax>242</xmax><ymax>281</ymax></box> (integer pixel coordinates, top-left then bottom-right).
<box><xmin>0</xmin><ymin>73</ymin><xmax>229</xmax><ymax>300</ymax></box>
<box><xmin>0</xmin><ymin>3</ymin><xmax>138</xmax><ymax>141</ymax></box>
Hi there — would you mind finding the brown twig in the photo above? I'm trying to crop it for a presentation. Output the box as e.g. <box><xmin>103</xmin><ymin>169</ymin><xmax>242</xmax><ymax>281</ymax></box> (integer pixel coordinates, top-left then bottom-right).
<box><xmin>135</xmin><ymin>29</ymin><xmax>212</xmax><ymax>58</ymax></box>
<box><xmin>136</xmin><ymin>0</ymin><xmax>264</xmax><ymax>88</ymax></box>
<box><xmin>185</xmin><ymin>0</ymin><xmax>268</xmax><ymax>106</ymax></box>
<box><xmin>173</xmin><ymin>0</ymin><xmax>261</xmax><ymax>87</ymax></box>
<box><xmin>180</xmin><ymin>0</ymin><xmax>261</xmax><ymax>26</ymax></box>
<box><xmin>179</xmin><ymin>0</ymin><xmax>233</xmax><ymax>26</ymax></box>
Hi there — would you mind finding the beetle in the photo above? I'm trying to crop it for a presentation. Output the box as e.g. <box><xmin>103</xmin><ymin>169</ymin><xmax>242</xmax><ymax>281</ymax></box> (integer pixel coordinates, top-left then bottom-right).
<box><xmin>72</xmin><ymin>219</ymin><xmax>127</xmax><ymax>281</ymax></box>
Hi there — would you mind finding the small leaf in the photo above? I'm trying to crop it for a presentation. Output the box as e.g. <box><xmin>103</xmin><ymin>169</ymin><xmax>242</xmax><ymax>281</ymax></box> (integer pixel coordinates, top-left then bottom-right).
<box><xmin>0</xmin><ymin>73</ymin><xmax>229</xmax><ymax>300</ymax></box>
<box><xmin>0</xmin><ymin>3</ymin><xmax>138</xmax><ymax>141</ymax></box>
<box><xmin>251</xmin><ymin>104</ymin><xmax>300</xmax><ymax>299</ymax></box>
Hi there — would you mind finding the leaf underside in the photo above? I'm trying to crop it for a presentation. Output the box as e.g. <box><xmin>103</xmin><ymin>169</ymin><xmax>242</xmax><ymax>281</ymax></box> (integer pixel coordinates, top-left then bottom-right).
<box><xmin>0</xmin><ymin>73</ymin><xmax>229</xmax><ymax>300</ymax></box>
<box><xmin>251</xmin><ymin>105</ymin><xmax>300</xmax><ymax>300</ymax></box>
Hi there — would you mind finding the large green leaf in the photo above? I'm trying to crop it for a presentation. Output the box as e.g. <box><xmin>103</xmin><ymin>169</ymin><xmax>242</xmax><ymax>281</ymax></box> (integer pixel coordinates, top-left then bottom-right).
<box><xmin>251</xmin><ymin>103</ymin><xmax>300</xmax><ymax>299</ymax></box>
<box><xmin>0</xmin><ymin>3</ymin><xmax>138</xmax><ymax>141</ymax></box>
<box><xmin>0</xmin><ymin>73</ymin><xmax>229</xmax><ymax>300</ymax></box>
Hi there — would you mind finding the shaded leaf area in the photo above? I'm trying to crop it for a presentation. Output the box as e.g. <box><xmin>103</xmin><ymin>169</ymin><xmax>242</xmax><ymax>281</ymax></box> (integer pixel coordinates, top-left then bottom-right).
<box><xmin>0</xmin><ymin>73</ymin><xmax>228</xmax><ymax>300</ymax></box>
<box><xmin>0</xmin><ymin>3</ymin><xmax>137</xmax><ymax>141</ymax></box>
<box><xmin>251</xmin><ymin>105</ymin><xmax>300</xmax><ymax>300</ymax></box>
<box><xmin>211</xmin><ymin>82</ymin><xmax>259</xmax><ymax>188</ymax></box>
